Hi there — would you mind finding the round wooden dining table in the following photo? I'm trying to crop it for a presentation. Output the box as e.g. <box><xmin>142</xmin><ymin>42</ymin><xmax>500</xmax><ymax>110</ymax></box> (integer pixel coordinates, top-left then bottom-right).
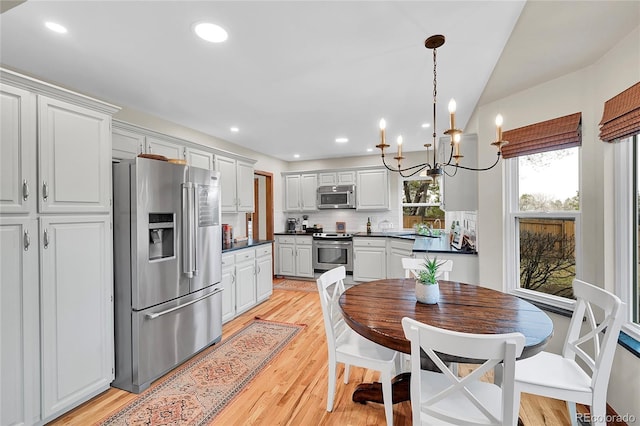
<box><xmin>338</xmin><ymin>278</ymin><xmax>554</xmax><ymax>404</ymax></box>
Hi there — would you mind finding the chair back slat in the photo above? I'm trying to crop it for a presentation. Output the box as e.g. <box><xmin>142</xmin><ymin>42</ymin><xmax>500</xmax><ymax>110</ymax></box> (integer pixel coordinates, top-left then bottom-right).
<box><xmin>317</xmin><ymin>266</ymin><xmax>347</xmax><ymax>348</ymax></box>
<box><xmin>402</xmin><ymin>257</ymin><xmax>453</xmax><ymax>281</ymax></box>
<box><xmin>403</xmin><ymin>317</ymin><xmax>525</xmax><ymax>426</ymax></box>
<box><xmin>562</xmin><ymin>279</ymin><xmax>624</xmax><ymax>390</ymax></box>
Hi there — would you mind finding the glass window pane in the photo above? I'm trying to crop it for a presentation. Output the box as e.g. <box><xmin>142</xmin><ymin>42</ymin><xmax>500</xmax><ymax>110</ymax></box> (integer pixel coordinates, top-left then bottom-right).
<box><xmin>518</xmin><ymin>217</ymin><xmax>575</xmax><ymax>298</ymax></box>
<box><xmin>402</xmin><ymin>179</ymin><xmax>444</xmax><ymax>229</ymax></box>
<box><xmin>635</xmin><ymin>141</ymin><xmax>639</xmax><ymax>323</ymax></box>
<box><xmin>518</xmin><ymin>147</ymin><xmax>579</xmax><ymax>211</ymax></box>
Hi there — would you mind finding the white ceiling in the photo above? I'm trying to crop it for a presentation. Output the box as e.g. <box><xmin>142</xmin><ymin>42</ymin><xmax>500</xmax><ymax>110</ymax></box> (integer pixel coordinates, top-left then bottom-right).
<box><xmin>1</xmin><ymin>1</ymin><xmax>638</xmax><ymax>161</ymax></box>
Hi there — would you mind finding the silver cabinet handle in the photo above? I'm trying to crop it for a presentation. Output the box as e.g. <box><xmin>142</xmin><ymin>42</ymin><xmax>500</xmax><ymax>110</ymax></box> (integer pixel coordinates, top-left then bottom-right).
<box><xmin>43</xmin><ymin>229</ymin><xmax>49</xmax><ymax>249</ymax></box>
<box><xmin>145</xmin><ymin>288</ymin><xmax>222</xmax><ymax>319</ymax></box>
<box><xmin>42</xmin><ymin>182</ymin><xmax>49</xmax><ymax>201</ymax></box>
<box><xmin>139</xmin><ymin>143</ymin><xmax>143</xmax><ymax>154</ymax></box>
<box><xmin>23</xmin><ymin>230</ymin><xmax>30</xmax><ymax>251</ymax></box>
<box><xmin>232</xmin><ymin>272</ymin><xmax>236</xmax><ymax>284</ymax></box>
<box><xmin>23</xmin><ymin>180</ymin><xmax>29</xmax><ymax>201</ymax></box>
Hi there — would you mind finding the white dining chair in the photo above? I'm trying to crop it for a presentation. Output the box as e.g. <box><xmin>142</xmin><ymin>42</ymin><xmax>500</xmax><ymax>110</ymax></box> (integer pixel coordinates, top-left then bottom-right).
<box><xmin>402</xmin><ymin>257</ymin><xmax>453</xmax><ymax>280</ymax></box>
<box><xmin>316</xmin><ymin>266</ymin><xmax>400</xmax><ymax>425</ymax></box>
<box><xmin>513</xmin><ymin>279</ymin><xmax>624</xmax><ymax>426</ymax></box>
<box><xmin>402</xmin><ymin>317</ymin><xmax>525</xmax><ymax>426</ymax></box>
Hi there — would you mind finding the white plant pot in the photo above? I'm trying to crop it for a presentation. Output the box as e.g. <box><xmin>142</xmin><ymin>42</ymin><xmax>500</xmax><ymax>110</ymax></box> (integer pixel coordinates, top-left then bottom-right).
<box><xmin>415</xmin><ymin>281</ymin><xmax>439</xmax><ymax>304</ymax></box>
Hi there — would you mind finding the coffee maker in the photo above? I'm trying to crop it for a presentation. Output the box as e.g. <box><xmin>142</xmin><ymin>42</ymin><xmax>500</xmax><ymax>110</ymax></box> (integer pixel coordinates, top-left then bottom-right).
<box><xmin>286</xmin><ymin>218</ymin><xmax>297</xmax><ymax>233</ymax></box>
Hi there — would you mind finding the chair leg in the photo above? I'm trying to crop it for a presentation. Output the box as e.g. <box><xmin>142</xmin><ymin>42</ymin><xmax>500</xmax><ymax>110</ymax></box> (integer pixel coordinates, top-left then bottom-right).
<box><xmin>381</xmin><ymin>370</ymin><xmax>394</xmax><ymax>426</ymax></box>
<box><xmin>344</xmin><ymin>363</ymin><xmax>350</xmax><ymax>384</ymax></box>
<box><xmin>566</xmin><ymin>401</ymin><xmax>578</xmax><ymax>426</ymax></box>
<box><xmin>590</xmin><ymin>396</ymin><xmax>608</xmax><ymax>426</ymax></box>
<box><xmin>327</xmin><ymin>361</ymin><xmax>337</xmax><ymax>412</ymax></box>
<box><xmin>512</xmin><ymin>385</ymin><xmax>523</xmax><ymax>426</ymax></box>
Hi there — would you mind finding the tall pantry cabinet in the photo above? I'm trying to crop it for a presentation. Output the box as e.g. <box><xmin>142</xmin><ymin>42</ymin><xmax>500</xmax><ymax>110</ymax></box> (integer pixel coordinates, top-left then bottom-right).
<box><xmin>0</xmin><ymin>69</ymin><xmax>119</xmax><ymax>425</ymax></box>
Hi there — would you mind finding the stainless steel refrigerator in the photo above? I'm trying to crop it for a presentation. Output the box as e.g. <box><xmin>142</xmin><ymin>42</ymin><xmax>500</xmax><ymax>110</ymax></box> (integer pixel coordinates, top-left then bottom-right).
<box><xmin>112</xmin><ymin>157</ymin><xmax>222</xmax><ymax>393</ymax></box>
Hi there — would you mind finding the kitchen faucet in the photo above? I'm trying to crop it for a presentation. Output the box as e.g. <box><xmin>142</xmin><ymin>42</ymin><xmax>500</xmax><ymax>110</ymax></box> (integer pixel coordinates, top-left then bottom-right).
<box><xmin>433</xmin><ymin>218</ymin><xmax>441</xmax><ymax>230</ymax></box>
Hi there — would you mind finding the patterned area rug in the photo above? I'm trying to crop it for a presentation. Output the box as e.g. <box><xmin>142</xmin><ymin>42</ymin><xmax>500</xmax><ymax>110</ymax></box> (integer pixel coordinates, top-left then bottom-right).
<box><xmin>273</xmin><ymin>279</ymin><xmax>318</xmax><ymax>292</ymax></box>
<box><xmin>97</xmin><ymin>319</ymin><xmax>305</xmax><ymax>426</ymax></box>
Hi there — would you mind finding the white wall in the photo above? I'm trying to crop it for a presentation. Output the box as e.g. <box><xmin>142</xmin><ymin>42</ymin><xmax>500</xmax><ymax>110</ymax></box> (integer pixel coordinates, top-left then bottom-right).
<box><xmin>473</xmin><ymin>25</ymin><xmax>640</xmax><ymax>420</ymax></box>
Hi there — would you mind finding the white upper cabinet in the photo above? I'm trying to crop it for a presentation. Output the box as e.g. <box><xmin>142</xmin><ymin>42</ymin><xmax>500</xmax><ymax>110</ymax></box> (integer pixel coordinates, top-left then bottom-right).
<box><xmin>284</xmin><ymin>173</ymin><xmax>317</xmax><ymax>212</ymax></box>
<box><xmin>318</xmin><ymin>171</ymin><xmax>355</xmax><ymax>186</ymax></box>
<box><xmin>185</xmin><ymin>146</ymin><xmax>214</xmax><ymax>170</ymax></box>
<box><xmin>356</xmin><ymin>168</ymin><xmax>389</xmax><ymax>210</ymax></box>
<box><xmin>0</xmin><ymin>84</ymin><xmax>36</xmax><ymax>214</ymax></box>
<box><xmin>440</xmin><ymin>134</ymin><xmax>478</xmax><ymax>211</ymax></box>
<box><xmin>145</xmin><ymin>136</ymin><xmax>183</xmax><ymax>159</ymax></box>
<box><xmin>216</xmin><ymin>154</ymin><xmax>255</xmax><ymax>213</ymax></box>
<box><xmin>112</xmin><ymin>126</ymin><xmax>144</xmax><ymax>160</ymax></box>
<box><xmin>38</xmin><ymin>96</ymin><xmax>112</xmax><ymax>214</ymax></box>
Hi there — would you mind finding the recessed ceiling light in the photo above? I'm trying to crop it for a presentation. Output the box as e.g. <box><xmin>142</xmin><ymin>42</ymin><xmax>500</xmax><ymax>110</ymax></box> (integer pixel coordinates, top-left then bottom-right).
<box><xmin>230</xmin><ymin>127</ymin><xmax>239</xmax><ymax>132</ymax></box>
<box><xmin>294</xmin><ymin>154</ymin><xmax>300</xmax><ymax>158</ymax></box>
<box><xmin>367</xmin><ymin>148</ymin><xmax>373</xmax><ymax>152</ymax></box>
<box><xmin>421</xmin><ymin>123</ymin><xmax>431</xmax><ymax>128</ymax></box>
<box><xmin>193</xmin><ymin>22</ymin><xmax>228</xmax><ymax>43</ymax></box>
<box><xmin>335</xmin><ymin>137</ymin><xmax>348</xmax><ymax>143</ymax></box>
<box><xmin>45</xmin><ymin>21</ymin><xmax>67</xmax><ymax>34</ymax></box>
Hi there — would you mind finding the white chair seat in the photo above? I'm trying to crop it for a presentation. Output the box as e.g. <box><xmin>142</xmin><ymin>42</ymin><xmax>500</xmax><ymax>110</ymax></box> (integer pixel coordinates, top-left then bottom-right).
<box><xmin>515</xmin><ymin>351</ymin><xmax>592</xmax><ymax>394</ymax></box>
<box><xmin>335</xmin><ymin>329</ymin><xmax>397</xmax><ymax>365</ymax></box>
<box><xmin>416</xmin><ymin>369</ymin><xmax>504</xmax><ymax>425</ymax></box>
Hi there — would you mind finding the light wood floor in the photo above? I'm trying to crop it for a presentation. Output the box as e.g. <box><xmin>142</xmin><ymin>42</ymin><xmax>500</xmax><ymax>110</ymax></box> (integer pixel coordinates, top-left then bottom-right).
<box><xmin>50</xmin><ymin>283</ymin><xmax>588</xmax><ymax>425</ymax></box>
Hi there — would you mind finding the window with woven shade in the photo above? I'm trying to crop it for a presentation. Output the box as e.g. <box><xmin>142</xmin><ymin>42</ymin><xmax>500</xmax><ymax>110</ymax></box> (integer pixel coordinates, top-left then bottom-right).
<box><xmin>501</xmin><ymin>112</ymin><xmax>582</xmax><ymax>159</ymax></box>
<box><xmin>599</xmin><ymin>81</ymin><xmax>640</xmax><ymax>142</ymax></box>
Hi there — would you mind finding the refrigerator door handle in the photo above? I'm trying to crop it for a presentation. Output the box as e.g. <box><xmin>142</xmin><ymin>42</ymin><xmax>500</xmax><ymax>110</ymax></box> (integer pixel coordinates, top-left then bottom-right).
<box><xmin>182</xmin><ymin>182</ymin><xmax>195</xmax><ymax>278</ymax></box>
<box><xmin>144</xmin><ymin>288</ymin><xmax>223</xmax><ymax>320</ymax></box>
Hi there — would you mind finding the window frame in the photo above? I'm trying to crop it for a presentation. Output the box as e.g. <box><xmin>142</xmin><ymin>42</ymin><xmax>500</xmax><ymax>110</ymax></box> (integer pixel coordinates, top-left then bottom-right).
<box><xmin>614</xmin><ymin>136</ymin><xmax>640</xmax><ymax>341</ymax></box>
<box><xmin>504</xmin><ymin>147</ymin><xmax>582</xmax><ymax>311</ymax></box>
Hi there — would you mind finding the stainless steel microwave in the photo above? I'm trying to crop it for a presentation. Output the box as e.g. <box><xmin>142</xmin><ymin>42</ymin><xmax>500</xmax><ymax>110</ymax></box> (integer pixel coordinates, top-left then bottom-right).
<box><xmin>317</xmin><ymin>185</ymin><xmax>356</xmax><ymax>209</ymax></box>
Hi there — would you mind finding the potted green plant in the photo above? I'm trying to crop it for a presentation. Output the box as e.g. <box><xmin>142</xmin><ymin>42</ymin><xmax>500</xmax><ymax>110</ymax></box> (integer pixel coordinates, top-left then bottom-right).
<box><xmin>415</xmin><ymin>254</ymin><xmax>445</xmax><ymax>304</ymax></box>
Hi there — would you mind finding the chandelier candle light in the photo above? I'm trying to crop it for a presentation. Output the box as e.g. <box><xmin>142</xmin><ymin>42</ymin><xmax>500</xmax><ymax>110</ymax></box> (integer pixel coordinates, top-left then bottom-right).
<box><xmin>376</xmin><ymin>34</ymin><xmax>508</xmax><ymax>180</ymax></box>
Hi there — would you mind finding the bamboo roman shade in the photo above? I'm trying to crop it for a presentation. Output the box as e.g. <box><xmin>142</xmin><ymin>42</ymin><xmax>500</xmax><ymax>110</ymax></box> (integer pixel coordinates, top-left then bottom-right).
<box><xmin>501</xmin><ymin>112</ymin><xmax>582</xmax><ymax>159</ymax></box>
<box><xmin>599</xmin><ymin>81</ymin><xmax>640</xmax><ymax>143</ymax></box>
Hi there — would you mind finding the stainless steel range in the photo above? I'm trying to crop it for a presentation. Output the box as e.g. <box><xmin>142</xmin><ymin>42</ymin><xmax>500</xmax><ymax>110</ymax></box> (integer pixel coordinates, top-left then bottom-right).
<box><xmin>312</xmin><ymin>233</ymin><xmax>353</xmax><ymax>273</ymax></box>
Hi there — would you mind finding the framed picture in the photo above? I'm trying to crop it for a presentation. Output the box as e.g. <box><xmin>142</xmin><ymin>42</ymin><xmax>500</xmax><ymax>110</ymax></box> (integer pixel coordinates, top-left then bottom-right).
<box><xmin>336</xmin><ymin>221</ymin><xmax>346</xmax><ymax>233</ymax></box>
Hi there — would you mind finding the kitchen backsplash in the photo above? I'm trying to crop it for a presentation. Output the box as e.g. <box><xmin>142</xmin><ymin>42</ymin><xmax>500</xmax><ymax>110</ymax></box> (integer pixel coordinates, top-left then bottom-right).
<box><xmin>284</xmin><ymin>208</ymin><xmax>401</xmax><ymax>234</ymax></box>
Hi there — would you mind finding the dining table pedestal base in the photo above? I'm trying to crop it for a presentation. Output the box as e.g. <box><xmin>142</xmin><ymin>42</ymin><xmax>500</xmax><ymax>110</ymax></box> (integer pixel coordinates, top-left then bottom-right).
<box><xmin>352</xmin><ymin>372</ymin><xmax>411</xmax><ymax>404</ymax></box>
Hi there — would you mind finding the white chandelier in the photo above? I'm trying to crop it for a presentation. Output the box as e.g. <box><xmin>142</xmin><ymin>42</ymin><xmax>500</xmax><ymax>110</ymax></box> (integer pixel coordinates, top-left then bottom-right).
<box><xmin>376</xmin><ymin>34</ymin><xmax>508</xmax><ymax>180</ymax></box>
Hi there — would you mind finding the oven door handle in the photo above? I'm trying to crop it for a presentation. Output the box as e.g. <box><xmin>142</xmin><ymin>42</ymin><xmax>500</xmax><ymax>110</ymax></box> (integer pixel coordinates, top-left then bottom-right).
<box><xmin>315</xmin><ymin>241</ymin><xmax>352</xmax><ymax>246</ymax></box>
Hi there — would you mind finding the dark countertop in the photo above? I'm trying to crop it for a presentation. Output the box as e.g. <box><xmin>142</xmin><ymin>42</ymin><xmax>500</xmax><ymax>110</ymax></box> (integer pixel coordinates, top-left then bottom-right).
<box><xmin>222</xmin><ymin>239</ymin><xmax>273</xmax><ymax>253</ymax></box>
<box><xmin>353</xmin><ymin>232</ymin><xmax>477</xmax><ymax>255</ymax></box>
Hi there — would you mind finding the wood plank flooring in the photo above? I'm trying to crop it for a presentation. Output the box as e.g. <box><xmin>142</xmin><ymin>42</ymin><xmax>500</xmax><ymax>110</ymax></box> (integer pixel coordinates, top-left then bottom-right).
<box><xmin>49</xmin><ymin>282</ymin><xmax>600</xmax><ymax>425</ymax></box>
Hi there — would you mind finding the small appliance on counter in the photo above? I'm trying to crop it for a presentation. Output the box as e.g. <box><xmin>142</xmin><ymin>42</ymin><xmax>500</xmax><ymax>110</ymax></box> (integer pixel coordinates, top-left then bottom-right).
<box><xmin>302</xmin><ymin>215</ymin><xmax>309</xmax><ymax>230</ymax></box>
<box><xmin>222</xmin><ymin>224</ymin><xmax>233</xmax><ymax>246</ymax></box>
<box><xmin>286</xmin><ymin>218</ymin><xmax>298</xmax><ymax>233</ymax></box>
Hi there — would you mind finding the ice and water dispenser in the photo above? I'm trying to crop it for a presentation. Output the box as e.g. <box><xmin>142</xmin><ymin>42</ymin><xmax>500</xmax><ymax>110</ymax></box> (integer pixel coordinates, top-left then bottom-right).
<box><xmin>148</xmin><ymin>213</ymin><xmax>175</xmax><ymax>260</ymax></box>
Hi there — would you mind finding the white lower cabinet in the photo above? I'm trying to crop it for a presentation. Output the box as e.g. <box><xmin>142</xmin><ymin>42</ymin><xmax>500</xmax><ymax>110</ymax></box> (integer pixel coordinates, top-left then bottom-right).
<box><xmin>235</xmin><ymin>249</ymin><xmax>257</xmax><ymax>315</ymax></box>
<box><xmin>40</xmin><ymin>216</ymin><xmax>114</xmax><ymax>419</ymax></box>
<box><xmin>256</xmin><ymin>244</ymin><xmax>273</xmax><ymax>302</ymax></box>
<box><xmin>276</xmin><ymin>235</ymin><xmax>313</xmax><ymax>278</ymax></box>
<box><xmin>386</xmin><ymin>238</ymin><xmax>415</xmax><ymax>279</ymax></box>
<box><xmin>352</xmin><ymin>237</ymin><xmax>387</xmax><ymax>282</ymax></box>
<box><xmin>221</xmin><ymin>245</ymin><xmax>273</xmax><ymax>324</ymax></box>
<box><xmin>0</xmin><ymin>218</ymin><xmax>40</xmax><ymax>426</ymax></box>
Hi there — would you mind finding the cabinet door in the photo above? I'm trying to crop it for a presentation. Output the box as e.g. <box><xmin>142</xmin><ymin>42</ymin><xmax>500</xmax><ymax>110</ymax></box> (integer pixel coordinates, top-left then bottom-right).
<box><xmin>277</xmin><ymin>243</ymin><xmax>296</xmax><ymax>276</ymax></box>
<box><xmin>296</xmin><ymin>245</ymin><xmax>314</xmax><ymax>278</ymax></box>
<box><xmin>216</xmin><ymin>155</ymin><xmax>238</xmax><ymax>212</ymax></box>
<box><xmin>221</xmin><ymin>255</ymin><xmax>235</xmax><ymax>323</ymax></box>
<box><xmin>0</xmin><ymin>84</ymin><xmax>36</xmax><ymax>214</ymax></box>
<box><xmin>185</xmin><ymin>146</ymin><xmax>214</xmax><ymax>171</ymax></box>
<box><xmin>236</xmin><ymin>160</ymin><xmax>255</xmax><ymax>212</ymax></box>
<box><xmin>300</xmin><ymin>174</ymin><xmax>317</xmax><ymax>211</ymax></box>
<box><xmin>40</xmin><ymin>216</ymin><xmax>113</xmax><ymax>418</ymax></box>
<box><xmin>235</xmin><ymin>259</ymin><xmax>256</xmax><ymax>314</ymax></box>
<box><xmin>256</xmin><ymin>252</ymin><xmax>273</xmax><ymax>302</ymax></box>
<box><xmin>0</xmin><ymin>218</ymin><xmax>40</xmax><ymax>426</ymax></box>
<box><xmin>318</xmin><ymin>172</ymin><xmax>337</xmax><ymax>185</ymax></box>
<box><xmin>112</xmin><ymin>127</ymin><xmax>144</xmax><ymax>160</ymax></box>
<box><xmin>145</xmin><ymin>136</ymin><xmax>183</xmax><ymax>159</ymax></box>
<box><xmin>38</xmin><ymin>96</ymin><xmax>111</xmax><ymax>214</ymax></box>
<box><xmin>353</xmin><ymin>247</ymin><xmax>386</xmax><ymax>282</ymax></box>
<box><xmin>387</xmin><ymin>241</ymin><xmax>415</xmax><ymax>279</ymax></box>
<box><xmin>356</xmin><ymin>169</ymin><xmax>389</xmax><ymax>211</ymax></box>
<box><xmin>337</xmin><ymin>171</ymin><xmax>356</xmax><ymax>184</ymax></box>
<box><xmin>284</xmin><ymin>175</ymin><xmax>301</xmax><ymax>212</ymax></box>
